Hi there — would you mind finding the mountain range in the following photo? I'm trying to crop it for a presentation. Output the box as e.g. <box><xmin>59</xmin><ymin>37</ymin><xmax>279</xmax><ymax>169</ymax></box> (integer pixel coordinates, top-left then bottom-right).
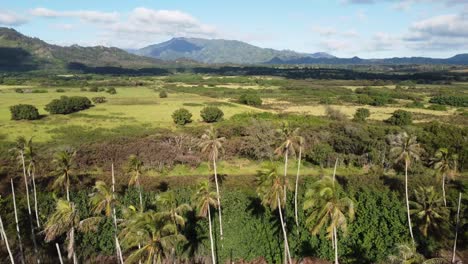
<box><xmin>0</xmin><ymin>27</ymin><xmax>467</xmax><ymax>70</ymax></box>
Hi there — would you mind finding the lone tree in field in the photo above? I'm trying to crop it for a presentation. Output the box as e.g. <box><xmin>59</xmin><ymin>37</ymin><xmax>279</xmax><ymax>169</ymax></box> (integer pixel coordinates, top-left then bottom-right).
<box><xmin>303</xmin><ymin>176</ymin><xmax>355</xmax><ymax>264</ymax></box>
<box><xmin>200</xmin><ymin>106</ymin><xmax>224</xmax><ymax>123</ymax></box>
<box><xmin>172</xmin><ymin>108</ymin><xmax>192</xmax><ymax>126</ymax></box>
<box><xmin>10</xmin><ymin>104</ymin><xmax>40</xmax><ymax>120</ymax></box>
<box><xmin>256</xmin><ymin>164</ymin><xmax>292</xmax><ymax>264</ymax></box>
<box><xmin>389</xmin><ymin>132</ymin><xmax>422</xmax><ymax>244</ymax></box>
<box><xmin>126</xmin><ymin>155</ymin><xmax>144</xmax><ymax>211</ymax></box>
<box><xmin>432</xmin><ymin>148</ymin><xmax>458</xmax><ymax>207</ymax></box>
<box><xmin>193</xmin><ymin>180</ymin><xmax>218</xmax><ymax>264</ymax></box>
<box><xmin>199</xmin><ymin>126</ymin><xmax>226</xmax><ymax>240</ymax></box>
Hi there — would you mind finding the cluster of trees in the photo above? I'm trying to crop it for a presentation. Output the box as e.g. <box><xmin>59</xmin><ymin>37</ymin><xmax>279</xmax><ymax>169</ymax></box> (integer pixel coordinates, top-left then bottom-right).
<box><xmin>44</xmin><ymin>96</ymin><xmax>92</xmax><ymax>115</ymax></box>
<box><xmin>0</xmin><ymin>122</ymin><xmax>465</xmax><ymax>263</ymax></box>
<box><xmin>172</xmin><ymin>107</ymin><xmax>224</xmax><ymax>125</ymax></box>
<box><xmin>430</xmin><ymin>96</ymin><xmax>468</xmax><ymax>107</ymax></box>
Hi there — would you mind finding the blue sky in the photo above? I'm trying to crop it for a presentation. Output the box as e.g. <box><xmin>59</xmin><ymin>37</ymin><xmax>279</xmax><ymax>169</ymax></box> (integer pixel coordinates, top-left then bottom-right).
<box><xmin>1</xmin><ymin>0</ymin><xmax>467</xmax><ymax>58</ymax></box>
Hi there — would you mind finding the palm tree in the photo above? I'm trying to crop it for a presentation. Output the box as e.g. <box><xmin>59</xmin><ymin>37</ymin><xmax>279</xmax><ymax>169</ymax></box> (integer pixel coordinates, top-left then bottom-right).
<box><xmin>199</xmin><ymin>126</ymin><xmax>226</xmax><ymax>240</ymax></box>
<box><xmin>275</xmin><ymin>123</ymin><xmax>299</xmax><ymax>204</ymax></box>
<box><xmin>256</xmin><ymin>164</ymin><xmax>292</xmax><ymax>264</ymax></box>
<box><xmin>156</xmin><ymin>190</ymin><xmax>192</xmax><ymax>233</ymax></box>
<box><xmin>389</xmin><ymin>132</ymin><xmax>422</xmax><ymax>244</ymax></box>
<box><xmin>120</xmin><ymin>210</ymin><xmax>186</xmax><ymax>264</ymax></box>
<box><xmin>43</xmin><ymin>199</ymin><xmax>80</xmax><ymax>264</ymax></box>
<box><xmin>410</xmin><ymin>186</ymin><xmax>449</xmax><ymax>237</ymax></box>
<box><xmin>89</xmin><ymin>181</ymin><xmax>119</xmax><ymax>217</ymax></box>
<box><xmin>303</xmin><ymin>176</ymin><xmax>355</xmax><ymax>264</ymax></box>
<box><xmin>10</xmin><ymin>137</ymin><xmax>32</xmax><ymax>216</ymax></box>
<box><xmin>0</xmin><ymin>212</ymin><xmax>15</xmax><ymax>264</ymax></box>
<box><xmin>294</xmin><ymin>135</ymin><xmax>304</xmax><ymax>228</ymax></box>
<box><xmin>127</xmin><ymin>155</ymin><xmax>144</xmax><ymax>211</ymax></box>
<box><xmin>193</xmin><ymin>180</ymin><xmax>218</xmax><ymax>264</ymax></box>
<box><xmin>52</xmin><ymin>150</ymin><xmax>76</xmax><ymax>202</ymax></box>
<box><xmin>387</xmin><ymin>243</ymin><xmax>448</xmax><ymax>264</ymax></box>
<box><xmin>24</xmin><ymin>137</ymin><xmax>41</xmax><ymax>228</ymax></box>
<box><xmin>11</xmin><ymin>179</ymin><xmax>25</xmax><ymax>264</ymax></box>
<box><xmin>432</xmin><ymin>148</ymin><xmax>458</xmax><ymax>207</ymax></box>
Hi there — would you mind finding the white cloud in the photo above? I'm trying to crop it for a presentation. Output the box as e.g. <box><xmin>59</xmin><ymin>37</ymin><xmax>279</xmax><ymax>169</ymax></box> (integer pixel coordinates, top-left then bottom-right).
<box><xmin>312</xmin><ymin>26</ymin><xmax>337</xmax><ymax>36</ymax></box>
<box><xmin>30</xmin><ymin>8</ymin><xmax>119</xmax><ymax>23</ymax></box>
<box><xmin>0</xmin><ymin>10</ymin><xmax>28</xmax><ymax>26</ymax></box>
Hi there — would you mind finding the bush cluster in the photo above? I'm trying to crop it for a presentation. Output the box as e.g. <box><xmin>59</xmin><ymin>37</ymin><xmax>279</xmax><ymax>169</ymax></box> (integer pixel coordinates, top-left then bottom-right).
<box><xmin>159</xmin><ymin>90</ymin><xmax>168</xmax><ymax>98</ymax></box>
<box><xmin>45</xmin><ymin>96</ymin><xmax>92</xmax><ymax>114</ymax></box>
<box><xmin>92</xmin><ymin>97</ymin><xmax>107</xmax><ymax>104</ymax></box>
<box><xmin>386</xmin><ymin>110</ymin><xmax>412</xmax><ymax>126</ymax></box>
<box><xmin>353</xmin><ymin>108</ymin><xmax>370</xmax><ymax>122</ymax></box>
<box><xmin>9</xmin><ymin>104</ymin><xmax>40</xmax><ymax>120</ymax></box>
<box><xmin>200</xmin><ymin>106</ymin><xmax>224</xmax><ymax>123</ymax></box>
<box><xmin>106</xmin><ymin>87</ymin><xmax>117</xmax><ymax>94</ymax></box>
<box><xmin>172</xmin><ymin>108</ymin><xmax>192</xmax><ymax>125</ymax></box>
<box><xmin>429</xmin><ymin>95</ymin><xmax>468</xmax><ymax>107</ymax></box>
<box><xmin>239</xmin><ymin>93</ymin><xmax>262</xmax><ymax>106</ymax></box>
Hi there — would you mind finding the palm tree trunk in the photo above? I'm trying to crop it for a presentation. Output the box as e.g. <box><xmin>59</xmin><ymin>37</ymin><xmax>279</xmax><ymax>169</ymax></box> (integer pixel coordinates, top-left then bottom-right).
<box><xmin>31</xmin><ymin>169</ymin><xmax>40</xmax><ymax>228</ymax></box>
<box><xmin>442</xmin><ymin>173</ymin><xmax>447</xmax><ymax>207</ymax></box>
<box><xmin>405</xmin><ymin>160</ymin><xmax>415</xmax><ymax>244</ymax></box>
<box><xmin>55</xmin><ymin>243</ymin><xmax>64</xmax><ymax>264</ymax></box>
<box><xmin>20</xmin><ymin>152</ymin><xmax>32</xmax><ymax>215</ymax></box>
<box><xmin>333</xmin><ymin>227</ymin><xmax>338</xmax><ymax>264</ymax></box>
<box><xmin>333</xmin><ymin>158</ymin><xmax>338</xmax><ymax>184</ymax></box>
<box><xmin>452</xmin><ymin>192</ymin><xmax>462</xmax><ymax>264</ymax></box>
<box><xmin>277</xmin><ymin>197</ymin><xmax>292</xmax><ymax>264</ymax></box>
<box><xmin>71</xmin><ymin>226</ymin><xmax>77</xmax><ymax>264</ymax></box>
<box><xmin>11</xmin><ymin>180</ymin><xmax>25</xmax><ymax>264</ymax></box>
<box><xmin>66</xmin><ymin>174</ymin><xmax>70</xmax><ymax>202</ymax></box>
<box><xmin>294</xmin><ymin>146</ymin><xmax>302</xmax><ymax>228</ymax></box>
<box><xmin>283</xmin><ymin>150</ymin><xmax>288</xmax><ymax>203</ymax></box>
<box><xmin>0</xmin><ymin>214</ymin><xmax>15</xmax><ymax>264</ymax></box>
<box><xmin>208</xmin><ymin>205</ymin><xmax>216</xmax><ymax>264</ymax></box>
<box><xmin>137</xmin><ymin>173</ymin><xmax>143</xmax><ymax>211</ymax></box>
<box><xmin>111</xmin><ymin>164</ymin><xmax>124</xmax><ymax>264</ymax></box>
<box><xmin>213</xmin><ymin>159</ymin><xmax>224</xmax><ymax>241</ymax></box>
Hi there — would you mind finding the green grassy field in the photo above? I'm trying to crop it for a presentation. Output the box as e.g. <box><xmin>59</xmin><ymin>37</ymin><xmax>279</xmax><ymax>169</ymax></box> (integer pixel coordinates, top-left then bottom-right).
<box><xmin>0</xmin><ymin>86</ymin><xmax>260</xmax><ymax>142</ymax></box>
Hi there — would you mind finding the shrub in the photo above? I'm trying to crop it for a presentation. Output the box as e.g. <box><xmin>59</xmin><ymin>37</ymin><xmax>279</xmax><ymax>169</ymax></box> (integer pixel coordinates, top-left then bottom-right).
<box><xmin>325</xmin><ymin>106</ymin><xmax>347</xmax><ymax>121</ymax></box>
<box><xmin>429</xmin><ymin>95</ymin><xmax>468</xmax><ymax>107</ymax></box>
<box><xmin>10</xmin><ymin>104</ymin><xmax>40</xmax><ymax>120</ymax></box>
<box><xmin>106</xmin><ymin>87</ymin><xmax>117</xmax><ymax>94</ymax></box>
<box><xmin>172</xmin><ymin>108</ymin><xmax>192</xmax><ymax>125</ymax></box>
<box><xmin>426</xmin><ymin>104</ymin><xmax>447</xmax><ymax>111</ymax></box>
<box><xmin>159</xmin><ymin>90</ymin><xmax>168</xmax><ymax>98</ymax></box>
<box><xmin>92</xmin><ymin>97</ymin><xmax>107</xmax><ymax>104</ymax></box>
<box><xmin>89</xmin><ymin>87</ymin><xmax>99</xmax><ymax>92</ymax></box>
<box><xmin>56</xmin><ymin>88</ymin><xmax>66</xmax><ymax>93</ymax></box>
<box><xmin>386</xmin><ymin>110</ymin><xmax>412</xmax><ymax>126</ymax></box>
<box><xmin>239</xmin><ymin>93</ymin><xmax>262</xmax><ymax>106</ymax></box>
<box><xmin>31</xmin><ymin>89</ymin><xmax>48</xmax><ymax>93</ymax></box>
<box><xmin>200</xmin><ymin>106</ymin><xmax>224</xmax><ymax>123</ymax></box>
<box><xmin>45</xmin><ymin>96</ymin><xmax>92</xmax><ymax>114</ymax></box>
<box><xmin>14</xmin><ymin>88</ymin><xmax>24</xmax><ymax>93</ymax></box>
<box><xmin>80</xmin><ymin>87</ymin><xmax>87</xmax><ymax>92</ymax></box>
<box><xmin>98</xmin><ymin>87</ymin><xmax>106</xmax><ymax>92</ymax></box>
<box><xmin>353</xmin><ymin>108</ymin><xmax>370</xmax><ymax>122</ymax></box>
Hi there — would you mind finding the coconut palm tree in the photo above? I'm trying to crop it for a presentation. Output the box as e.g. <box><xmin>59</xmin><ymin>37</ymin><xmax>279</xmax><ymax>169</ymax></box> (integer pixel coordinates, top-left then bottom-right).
<box><xmin>274</xmin><ymin>123</ymin><xmax>299</xmax><ymax>204</ymax></box>
<box><xmin>193</xmin><ymin>180</ymin><xmax>218</xmax><ymax>264</ymax></box>
<box><xmin>127</xmin><ymin>155</ymin><xmax>144</xmax><ymax>211</ymax></box>
<box><xmin>432</xmin><ymin>148</ymin><xmax>458</xmax><ymax>207</ymax></box>
<box><xmin>256</xmin><ymin>164</ymin><xmax>292</xmax><ymax>264</ymax></box>
<box><xmin>410</xmin><ymin>186</ymin><xmax>449</xmax><ymax>238</ymax></box>
<box><xmin>199</xmin><ymin>126</ymin><xmax>226</xmax><ymax>240</ymax></box>
<box><xmin>0</xmin><ymin>212</ymin><xmax>15</xmax><ymax>264</ymax></box>
<box><xmin>52</xmin><ymin>150</ymin><xmax>76</xmax><ymax>202</ymax></box>
<box><xmin>156</xmin><ymin>190</ymin><xmax>192</xmax><ymax>233</ymax></box>
<box><xmin>89</xmin><ymin>181</ymin><xmax>119</xmax><ymax>217</ymax></box>
<box><xmin>387</xmin><ymin>243</ymin><xmax>448</xmax><ymax>264</ymax></box>
<box><xmin>11</xmin><ymin>179</ymin><xmax>25</xmax><ymax>264</ymax></box>
<box><xmin>294</xmin><ymin>135</ymin><xmax>304</xmax><ymax>228</ymax></box>
<box><xmin>120</xmin><ymin>209</ymin><xmax>186</xmax><ymax>264</ymax></box>
<box><xmin>10</xmin><ymin>137</ymin><xmax>32</xmax><ymax>216</ymax></box>
<box><xmin>24</xmin><ymin>137</ymin><xmax>41</xmax><ymax>228</ymax></box>
<box><xmin>303</xmin><ymin>176</ymin><xmax>355</xmax><ymax>264</ymax></box>
<box><xmin>43</xmin><ymin>199</ymin><xmax>80</xmax><ymax>264</ymax></box>
<box><xmin>389</xmin><ymin>132</ymin><xmax>422</xmax><ymax>244</ymax></box>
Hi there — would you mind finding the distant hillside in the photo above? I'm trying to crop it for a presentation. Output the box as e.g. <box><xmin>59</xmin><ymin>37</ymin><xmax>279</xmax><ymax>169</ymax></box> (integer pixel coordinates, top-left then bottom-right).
<box><xmin>0</xmin><ymin>27</ymin><xmax>163</xmax><ymax>71</ymax></box>
<box><xmin>267</xmin><ymin>54</ymin><xmax>468</xmax><ymax>65</ymax></box>
<box><xmin>132</xmin><ymin>37</ymin><xmax>335</xmax><ymax>64</ymax></box>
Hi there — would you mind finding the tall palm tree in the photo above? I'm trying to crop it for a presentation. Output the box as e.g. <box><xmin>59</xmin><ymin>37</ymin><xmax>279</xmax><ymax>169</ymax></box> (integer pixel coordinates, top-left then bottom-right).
<box><xmin>410</xmin><ymin>186</ymin><xmax>448</xmax><ymax>238</ymax></box>
<box><xmin>303</xmin><ymin>176</ymin><xmax>355</xmax><ymax>264</ymax></box>
<box><xmin>256</xmin><ymin>164</ymin><xmax>292</xmax><ymax>264</ymax></box>
<box><xmin>43</xmin><ymin>199</ymin><xmax>80</xmax><ymax>264</ymax></box>
<box><xmin>389</xmin><ymin>132</ymin><xmax>422</xmax><ymax>244</ymax></box>
<box><xmin>0</xmin><ymin>212</ymin><xmax>15</xmax><ymax>264</ymax></box>
<box><xmin>120</xmin><ymin>210</ymin><xmax>186</xmax><ymax>264</ymax></box>
<box><xmin>193</xmin><ymin>180</ymin><xmax>218</xmax><ymax>264</ymax></box>
<box><xmin>52</xmin><ymin>150</ymin><xmax>76</xmax><ymax>202</ymax></box>
<box><xmin>89</xmin><ymin>181</ymin><xmax>119</xmax><ymax>217</ymax></box>
<box><xmin>10</xmin><ymin>137</ymin><xmax>32</xmax><ymax>216</ymax></box>
<box><xmin>156</xmin><ymin>190</ymin><xmax>192</xmax><ymax>233</ymax></box>
<box><xmin>24</xmin><ymin>137</ymin><xmax>41</xmax><ymax>228</ymax></box>
<box><xmin>275</xmin><ymin>123</ymin><xmax>299</xmax><ymax>204</ymax></box>
<box><xmin>294</xmin><ymin>135</ymin><xmax>304</xmax><ymax>228</ymax></box>
<box><xmin>127</xmin><ymin>155</ymin><xmax>144</xmax><ymax>211</ymax></box>
<box><xmin>199</xmin><ymin>126</ymin><xmax>226</xmax><ymax>240</ymax></box>
<box><xmin>11</xmin><ymin>179</ymin><xmax>25</xmax><ymax>264</ymax></box>
<box><xmin>432</xmin><ymin>148</ymin><xmax>458</xmax><ymax>207</ymax></box>
<box><xmin>387</xmin><ymin>243</ymin><xmax>448</xmax><ymax>264</ymax></box>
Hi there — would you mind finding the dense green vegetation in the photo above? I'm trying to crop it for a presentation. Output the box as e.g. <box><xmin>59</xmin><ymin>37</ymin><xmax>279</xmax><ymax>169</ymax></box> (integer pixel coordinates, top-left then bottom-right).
<box><xmin>44</xmin><ymin>96</ymin><xmax>92</xmax><ymax>114</ymax></box>
<box><xmin>9</xmin><ymin>104</ymin><xmax>40</xmax><ymax>120</ymax></box>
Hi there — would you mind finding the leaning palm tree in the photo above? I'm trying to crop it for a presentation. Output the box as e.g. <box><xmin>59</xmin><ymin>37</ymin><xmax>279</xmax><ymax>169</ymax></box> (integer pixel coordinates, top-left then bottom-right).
<box><xmin>120</xmin><ymin>210</ymin><xmax>186</xmax><ymax>264</ymax></box>
<box><xmin>389</xmin><ymin>132</ymin><xmax>422</xmax><ymax>244</ymax></box>
<box><xmin>432</xmin><ymin>148</ymin><xmax>458</xmax><ymax>207</ymax></box>
<box><xmin>127</xmin><ymin>155</ymin><xmax>144</xmax><ymax>211</ymax></box>
<box><xmin>199</xmin><ymin>126</ymin><xmax>226</xmax><ymax>240</ymax></box>
<box><xmin>193</xmin><ymin>180</ymin><xmax>218</xmax><ymax>264</ymax></box>
<box><xmin>52</xmin><ymin>150</ymin><xmax>76</xmax><ymax>202</ymax></box>
<box><xmin>303</xmin><ymin>176</ymin><xmax>355</xmax><ymax>264</ymax></box>
<box><xmin>24</xmin><ymin>137</ymin><xmax>41</xmax><ymax>228</ymax></box>
<box><xmin>89</xmin><ymin>180</ymin><xmax>119</xmax><ymax>217</ymax></box>
<box><xmin>43</xmin><ymin>199</ymin><xmax>80</xmax><ymax>264</ymax></box>
<box><xmin>410</xmin><ymin>186</ymin><xmax>449</xmax><ymax>237</ymax></box>
<box><xmin>274</xmin><ymin>123</ymin><xmax>299</xmax><ymax>204</ymax></box>
<box><xmin>256</xmin><ymin>164</ymin><xmax>292</xmax><ymax>264</ymax></box>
